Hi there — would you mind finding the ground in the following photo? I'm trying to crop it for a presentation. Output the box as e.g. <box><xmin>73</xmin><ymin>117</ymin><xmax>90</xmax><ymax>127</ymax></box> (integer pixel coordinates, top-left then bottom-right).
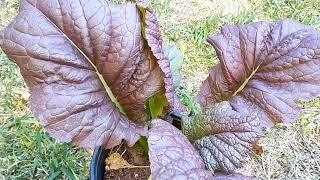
<box><xmin>0</xmin><ymin>0</ymin><xmax>320</xmax><ymax>179</ymax></box>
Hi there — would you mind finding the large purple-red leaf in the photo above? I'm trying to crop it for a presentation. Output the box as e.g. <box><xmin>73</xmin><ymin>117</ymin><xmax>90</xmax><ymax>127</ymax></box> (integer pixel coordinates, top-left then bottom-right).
<box><xmin>148</xmin><ymin>119</ymin><xmax>213</xmax><ymax>179</ymax></box>
<box><xmin>24</xmin><ymin>0</ymin><xmax>165</xmax><ymax>123</ymax></box>
<box><xmin>136</xmin><ymin>1</ymin><xmax>187</xmax><ymax>114</ymax></box>
<box><xmin>194</xmin><ymin>20</ymin><xmax>320</xmax><ymax>173</ymax></box>
<box><xmin>197</xmin><ymin>20</ymin><xmax>320</xmax><ymax>127</ymax></box>
<box><xmin>0</xmin><ymin>0</ymin><xmax>169</xmax><ymax>148</ymax></box>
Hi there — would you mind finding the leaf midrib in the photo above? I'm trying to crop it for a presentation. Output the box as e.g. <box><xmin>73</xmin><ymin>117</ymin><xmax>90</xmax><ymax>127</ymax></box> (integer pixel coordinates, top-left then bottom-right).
<box><xmin>232</xmin><ymin>64</ymin><xmax>261</xmax><ymax>96</ymax></box>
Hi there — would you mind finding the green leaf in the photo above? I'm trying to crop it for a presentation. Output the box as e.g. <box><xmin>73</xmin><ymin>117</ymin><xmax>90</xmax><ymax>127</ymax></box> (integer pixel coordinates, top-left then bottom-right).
<box><xmin>148</xmin><ymin>94</ymin><xmax>169</xmax><ymax>119</ymax></box>
<box><xmin>138</xmin><ymin>136</ymin><xmax>149</xmax><ymax>154</ymax></box>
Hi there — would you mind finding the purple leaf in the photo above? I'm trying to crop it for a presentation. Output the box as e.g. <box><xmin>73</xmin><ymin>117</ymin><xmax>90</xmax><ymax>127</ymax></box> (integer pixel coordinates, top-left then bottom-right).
<box><xmin>197</xmin><ymin>20</ymin><xmax>320</xmax><ymax>127</ymax></box>
<box><xmin>148</xmin><ymin>119</ymin><xmax>213</xmax><ymax>179</ymax></box>
<box><xmin>194</xmin><ymin>20</ymin><xmax>320</xmax><ymax>172</ymax></box>
<box><xmin>189</xmin><ymin>102</ymin><xmax>261</xmax><ymax>172</ymax></box>
<box><xmin>137</xmin><ymin>1</ymin><xmax>187</xmax><ymax>114</ymax></box>
<box><xmin>0</xmin><ymin>0</ymin><xmax>171</xmax><ymax>148</ymax></box>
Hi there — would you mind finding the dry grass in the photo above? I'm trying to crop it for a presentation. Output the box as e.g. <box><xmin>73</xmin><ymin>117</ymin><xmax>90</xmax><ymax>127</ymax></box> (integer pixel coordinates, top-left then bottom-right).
<box><xmin>0</xmin><ymin>0</ymin><xmax>18</xmax><ymax>28</ymax></box>
<box><xmin>240</xmin><ymin>124</ymin><xmax>320</xmax><ymax>179</ymax></box>
<box><xmin>160</xmin><ymin>0</ymin><xmax>251</xmax><ymax>26</ymax></box>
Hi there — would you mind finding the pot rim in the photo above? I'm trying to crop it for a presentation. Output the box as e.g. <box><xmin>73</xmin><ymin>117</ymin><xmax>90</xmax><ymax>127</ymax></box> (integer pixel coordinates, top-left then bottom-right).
<box><xmin>89</xmin><ymin>112</ymin><xmax>182</xmax><ymax>180</ymax></box>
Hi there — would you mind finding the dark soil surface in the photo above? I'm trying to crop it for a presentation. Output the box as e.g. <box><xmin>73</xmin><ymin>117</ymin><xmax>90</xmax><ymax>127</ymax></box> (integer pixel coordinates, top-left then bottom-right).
<box><xmin>105</xmin><ymin>168</ymin><xmax>151</xmax><ymax>180</ymax></box>
<box><xmin>104</xmin><ymin>145</ymin><xmax>151</xmax><ymax>180</ymax></box>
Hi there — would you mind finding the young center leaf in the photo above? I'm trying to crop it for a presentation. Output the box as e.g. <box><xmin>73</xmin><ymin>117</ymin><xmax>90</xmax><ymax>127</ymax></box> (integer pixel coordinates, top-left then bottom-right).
<box><xmin>137</xmin><ymin>1</ymin><xmax>187</xmax><ymax>113</ymax></box>
<box><xmin>148</xmin><ymin>119</ymin><xmax>213</xmax><ymax>179</ymax></box>
<box><xmin>0</xmin><ymin>0</ymin><xmax>170</xmax><ymax>148</ymax></box>
<box><xmin>147</xmin><ymin>46</ymin><xmax>184</xmax><ymax>119</ymax></box>
<box><xmin>192</xmin><ymin>20</ymin><xmax>320</xmax><ymax>172</ymax></box>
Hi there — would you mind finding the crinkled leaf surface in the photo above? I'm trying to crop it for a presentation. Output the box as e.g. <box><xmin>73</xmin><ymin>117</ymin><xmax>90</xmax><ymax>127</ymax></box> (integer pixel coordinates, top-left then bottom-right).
<box><xmin>137</xmin><ymin>1</ymin><xmax>186</xmax><ymax>113</ymax></box>
<box><xmin>194</xmin><ymin>20</ymin><xmax>320</xmax><ymax>172</ymax></box>
<box><xmin>184</xmin><ymin>102</ymin><xmax>261</xmax><ymax>172</ymax></box>
<box><xmin>148</xmin><ymin>119</ymin><xmax>213</xmax><ymax>179</ymax></box>
<box><xmin>0</xmin><ymin>0</ymin><xmax>171</xmax><ymax>148</ymax></box>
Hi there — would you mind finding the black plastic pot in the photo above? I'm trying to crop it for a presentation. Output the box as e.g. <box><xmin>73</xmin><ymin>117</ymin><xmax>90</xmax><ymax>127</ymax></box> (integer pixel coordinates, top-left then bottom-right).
<box><xmin>90</xmin><ymin>113</ymin><xmax>182</xmax><ymax>180</ymax></box>
<box><xmin>90</xmin><ymin>146</ymin><xmax>109</xmax><ymax>180</ymax></box>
